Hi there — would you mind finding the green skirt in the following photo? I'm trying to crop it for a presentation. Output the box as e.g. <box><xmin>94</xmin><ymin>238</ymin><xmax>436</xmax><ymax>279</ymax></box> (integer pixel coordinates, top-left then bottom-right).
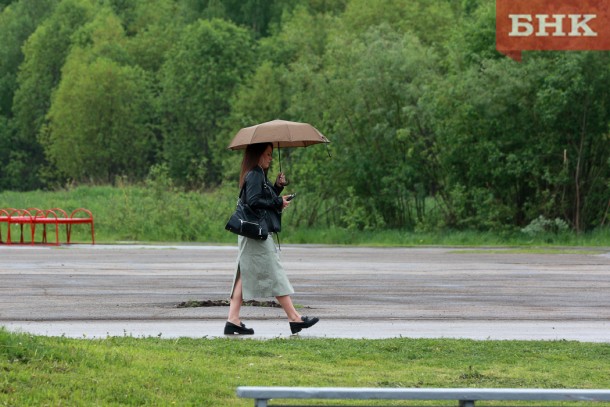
<box><xmin>231</xmin><ymin>235</ymin><xmax>294</xmax><ymax>300</ymax></box>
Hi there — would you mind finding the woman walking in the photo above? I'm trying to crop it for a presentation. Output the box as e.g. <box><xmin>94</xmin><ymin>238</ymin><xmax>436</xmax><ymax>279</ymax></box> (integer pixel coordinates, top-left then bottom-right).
<box><xmin>225</xmin><ymin>142</ymin><xmax>319</xmax><ymax>335</ymax></box>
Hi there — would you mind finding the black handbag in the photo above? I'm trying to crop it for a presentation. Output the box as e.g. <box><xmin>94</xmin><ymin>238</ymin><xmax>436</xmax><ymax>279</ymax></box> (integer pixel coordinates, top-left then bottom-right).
<box><xmin>225</xmin><ymin>187</ymin><xmax>269</xmax><ymax>240</ymax></box>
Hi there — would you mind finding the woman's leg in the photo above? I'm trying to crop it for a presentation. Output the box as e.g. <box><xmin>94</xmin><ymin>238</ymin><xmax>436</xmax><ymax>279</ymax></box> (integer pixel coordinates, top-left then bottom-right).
<box><xmin>228</xmin><ymin>276</ymin><xmax>243</xmax><ymax>325</ymax></box>
<box><xmin>225</xmin><ymin>274</ymin><xmax>254</xmax><ymax>335</ymax></box>
<box><xmin>277</xmin><ymin>294</ymin><xmax>319</xmax><ymax>334</ymax></box>
<box><xmin>276</xmin><ymin>295</ymin><xmax>301</xmax><ymax>322</ymax></box>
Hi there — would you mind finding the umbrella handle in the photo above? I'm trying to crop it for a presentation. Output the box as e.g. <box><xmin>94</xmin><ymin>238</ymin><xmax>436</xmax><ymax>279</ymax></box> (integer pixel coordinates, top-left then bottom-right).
<box><xmin>278</xmin><ymin>146</ymin><xmax>282</xmax><ymax>173</ymax></box>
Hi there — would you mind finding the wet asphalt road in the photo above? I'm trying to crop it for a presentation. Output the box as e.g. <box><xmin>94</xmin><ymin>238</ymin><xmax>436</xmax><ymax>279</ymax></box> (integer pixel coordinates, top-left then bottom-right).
<box><xmin>1</xmin><ymin>244</ymin><xmax>609</xmax><ymax>341</ymax></box>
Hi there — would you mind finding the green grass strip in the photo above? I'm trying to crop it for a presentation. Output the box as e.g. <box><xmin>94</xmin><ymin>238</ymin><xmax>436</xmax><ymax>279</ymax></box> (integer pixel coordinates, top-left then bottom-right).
<box><xmin>2</xmin><ymin>328</ymin><xmax>609</xmax><ymax>406</ymax></box>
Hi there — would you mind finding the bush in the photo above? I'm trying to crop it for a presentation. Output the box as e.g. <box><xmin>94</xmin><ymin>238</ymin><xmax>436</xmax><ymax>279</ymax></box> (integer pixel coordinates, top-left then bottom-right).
<box><xmin>521</xmin><ymin>215</ymin><xmax>570</xmax><ymax>237</ymax></box>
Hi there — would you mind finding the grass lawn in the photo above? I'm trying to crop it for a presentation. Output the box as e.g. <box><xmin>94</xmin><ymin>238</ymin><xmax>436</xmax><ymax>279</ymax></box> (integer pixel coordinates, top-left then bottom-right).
<box><xmin>1</xmin><ymin>328</ymin><xmax>609</xmax><ymax>406</ymax></box>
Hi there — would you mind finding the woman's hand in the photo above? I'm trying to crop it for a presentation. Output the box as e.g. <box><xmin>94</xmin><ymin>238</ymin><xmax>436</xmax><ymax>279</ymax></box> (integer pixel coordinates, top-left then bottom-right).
<box><xmin>281</xmin><ymin>195</ymin><xmax>292</xmax><ymax>209</ymax></box>
<box><xmin>275</xmin><ymin>172</ymin><xmax>289</xmax><ymax>187</ymax></box>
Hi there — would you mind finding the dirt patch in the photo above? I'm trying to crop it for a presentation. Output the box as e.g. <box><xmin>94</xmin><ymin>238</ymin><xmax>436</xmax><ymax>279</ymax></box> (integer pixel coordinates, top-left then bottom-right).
<box><xmin>177</xmin><ymin>299</ymin><xmax>281</xmax><ymax>308</ymax></box>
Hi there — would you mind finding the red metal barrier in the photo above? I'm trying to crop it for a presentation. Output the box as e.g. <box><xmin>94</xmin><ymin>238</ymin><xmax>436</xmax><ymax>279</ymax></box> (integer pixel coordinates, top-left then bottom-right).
<box><xmin>0</xmin><ymin>207</ymin><xmax>94</xmax><ymax>245</ymax></box>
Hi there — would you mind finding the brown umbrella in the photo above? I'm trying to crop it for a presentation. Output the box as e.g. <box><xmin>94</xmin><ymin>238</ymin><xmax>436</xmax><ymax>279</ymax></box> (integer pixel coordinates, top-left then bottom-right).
<box><xmin>228</xmin><ymin>119</ymin><xmax>330</xmax><ymax>150</ymax></box>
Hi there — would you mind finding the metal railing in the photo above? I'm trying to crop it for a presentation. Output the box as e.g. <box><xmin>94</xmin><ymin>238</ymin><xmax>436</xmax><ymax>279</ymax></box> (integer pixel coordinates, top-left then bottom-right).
<box><xmin>236</xmin><ymin>387</ymin><xmax>610</xmax><ymax>407</ymax></box>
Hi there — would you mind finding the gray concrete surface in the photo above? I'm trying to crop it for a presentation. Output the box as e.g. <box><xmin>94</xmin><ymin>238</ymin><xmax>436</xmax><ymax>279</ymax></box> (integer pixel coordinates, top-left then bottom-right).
<box><xmin>1</xmin><ymin>244</ymin><xmax>609</xmax><ymax>341</ymax></box>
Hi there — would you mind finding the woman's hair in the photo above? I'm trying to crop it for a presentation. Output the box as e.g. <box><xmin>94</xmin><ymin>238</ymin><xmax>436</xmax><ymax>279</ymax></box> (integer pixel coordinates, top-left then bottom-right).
<box><xmin>239</xmin><ymin>142</ymin><xmax>273</xmax><ymax>187</ymax></box>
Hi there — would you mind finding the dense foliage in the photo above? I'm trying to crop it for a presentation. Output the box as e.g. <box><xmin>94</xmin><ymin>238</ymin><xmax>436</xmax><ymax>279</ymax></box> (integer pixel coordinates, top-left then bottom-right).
<box><xmin>1</xmin><ymin>0</ymin><xmax>609</xmax><ymax>233</ymax></box>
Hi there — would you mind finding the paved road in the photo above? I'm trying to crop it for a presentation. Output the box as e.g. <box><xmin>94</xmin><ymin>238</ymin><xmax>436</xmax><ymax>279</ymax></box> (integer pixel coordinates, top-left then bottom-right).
<box><xmin>1</xmin><ymin>244</ymin><xmax>609</xmax><ymax>341</ymax></box>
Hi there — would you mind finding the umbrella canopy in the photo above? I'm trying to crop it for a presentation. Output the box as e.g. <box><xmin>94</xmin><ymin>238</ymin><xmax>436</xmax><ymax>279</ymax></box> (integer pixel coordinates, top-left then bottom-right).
<box><xmin>228</xmin><ymin>119</ymin><xmax>330</xmax><ymax>150</ymax></box>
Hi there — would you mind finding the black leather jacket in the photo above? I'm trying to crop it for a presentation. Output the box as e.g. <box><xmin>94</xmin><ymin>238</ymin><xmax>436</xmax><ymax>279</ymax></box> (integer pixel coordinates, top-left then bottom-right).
<box><xmin>243</xmin><ymin>166</ymin><xmax>284</xmax><ymax>232</ymax></box>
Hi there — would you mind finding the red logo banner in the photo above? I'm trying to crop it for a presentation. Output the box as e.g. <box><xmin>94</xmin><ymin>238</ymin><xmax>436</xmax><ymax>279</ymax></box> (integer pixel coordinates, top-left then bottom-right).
<box><xmin>496</xmin><ymin>0</ymin><xmax>610</xmax><ymax>61</ymax></box>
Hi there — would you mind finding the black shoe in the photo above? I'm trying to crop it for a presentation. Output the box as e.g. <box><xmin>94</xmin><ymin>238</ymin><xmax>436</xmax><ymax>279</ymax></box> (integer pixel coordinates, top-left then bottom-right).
<box><xmin>224</xmin><ymin>321</ymin><xmax>254</xmax><ymax>335</ymax></box>
<box><xmin>290</xmin><ymin>316</ymin><xmax>319</xmax><ymax>334</ymax></box>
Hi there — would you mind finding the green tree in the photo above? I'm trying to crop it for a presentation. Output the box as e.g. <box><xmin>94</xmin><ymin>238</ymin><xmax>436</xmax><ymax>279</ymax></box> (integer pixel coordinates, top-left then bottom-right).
<box><xmin>533</xmin><ymin>53</ymin><xmax>610</xmax><ymax>232</ymax></box>
<box><xmin>180</xmin><ymin>0</ymin><xmax>298</xmax><ymax>38</ymax></box>
<box><xmin>230</xmin><ymin>4</ymin><xmax>335</xmax><ymax>125</ymax></box>
<box><xmin>341</xmin><ymin>0</ymin><xmax>455</xmax><ymax>46</ymax></box>
<box><xmin>0</xmin><ymin>0</ymin><xmax>58</xmax><ymax>190</ymax></box>
<box><xmin>424</xmin><ymin>58</ymin><xmax>544</xmax><ymax>230</ymax></box>
<box><xmin>42</xmin><ymin>8</ymin><xmax>156</xmax><ymax>183</ymax></box>
<box><xmin>425</xmin><ymin>52</ymin><xmax>610</xmax><ymax>233</ymax></box>
<box><xmin>328</xmin><ymin>26</ymin><xmax>439</xmax><ymax>229</ymax></box>
<box><xmin>11</xmin><ymin>0</ymin><xmax>96</xmax><ymax>188</ymax></box>
<box><xmin>281</xmin><ymin>22</ymin><xmax>440</xmax><ymax>229</ymax></box>
<box><xmin>231</xmin><ymin>61</ymin><xmax>284</xmax><ymax>125</ymax></box>
<box><xmin>0</xmin><ymin>0</ymin><xmax>16</xmax><ymax>11</ymax></box>
<box><xmin>445</xmin><ymin>0</ymin><xmax>500</xmax><ymax>69</ymax></box>
<box><xmin>121</xmin><ymin>0</ymin><xmax>186</xmax><ymax>73</ymax></box>
<box><xmin>0</xmin><ymin>0</ymin><xmax>57</xmax><ymax>117</ymax></box>
<box><xmin>159</xmin><ymin>18</ymin><xmax>255</xmax><ymax>188</ymax></box>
